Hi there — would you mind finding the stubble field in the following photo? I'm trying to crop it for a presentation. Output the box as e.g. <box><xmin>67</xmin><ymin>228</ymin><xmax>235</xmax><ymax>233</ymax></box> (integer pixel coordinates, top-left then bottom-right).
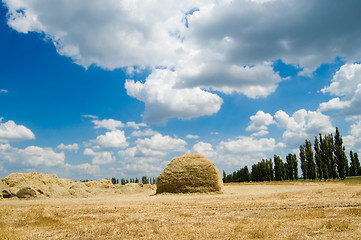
<box><xmin>1</xmin><ymin>180</ymin><xmax>361</xmax><ymax>239</ymax></box>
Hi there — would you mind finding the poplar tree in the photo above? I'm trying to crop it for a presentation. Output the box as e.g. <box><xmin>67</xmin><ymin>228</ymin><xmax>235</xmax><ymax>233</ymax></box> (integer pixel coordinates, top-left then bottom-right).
<box><xmin>334</xmin><ymin>127</ymin><xmax>347</xmax><ymax>179</ymax></box>
<box><xmin>328</xmin><ymin>134</ymin><xmax>338</xmax><ymax>179</ymax></box>
<box><xmin>305</xmin><ymin>140</ymin><xmax>317</xmax><ymax>180</ymax></box>
<box><xmin>314</xmin><ymin>136</ymin><xmax>323</xmax><ymax>179</ymax></box>
<box><xmin>350</xmin><ymin>151</ymin><xmax>361</xmax><ymax>176</ymax></box>
<box><xmin>239</xmin><ymin>166</ymin><xmax>251</xmax><ymax>182</ymax></box>
<box><xmin>286</xmin><ymin>153</ymin><xmax>298</xmax><ymax>180</ymax></box>
<box><xmin>300</xmin><ymin>144</ymin><xmax>307</xmax><ymax>180</ymax></box>
<box><xmin>274</xmin><ymin>155</ymin><xmax>284</xmax><ymax>181</ymax></box>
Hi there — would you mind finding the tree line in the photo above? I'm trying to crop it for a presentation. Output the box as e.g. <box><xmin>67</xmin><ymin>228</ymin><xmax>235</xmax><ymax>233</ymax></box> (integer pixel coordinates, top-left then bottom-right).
<box><xmin>110</xmin><ymin>176</ymin><xmax>157</xmax><ymax>185</ymax></box>
<box><xmin>223</xmin><ymin>127</ymin><xmax>361</xmax><ymax>183</ymax></box>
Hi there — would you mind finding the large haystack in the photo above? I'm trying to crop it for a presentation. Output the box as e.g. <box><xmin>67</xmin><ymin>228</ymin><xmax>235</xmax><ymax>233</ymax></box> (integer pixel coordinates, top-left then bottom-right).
<box><xmin>156</xmin><ymin>153</ymin><xmax>223</xmax><ymax>194</ymax></box>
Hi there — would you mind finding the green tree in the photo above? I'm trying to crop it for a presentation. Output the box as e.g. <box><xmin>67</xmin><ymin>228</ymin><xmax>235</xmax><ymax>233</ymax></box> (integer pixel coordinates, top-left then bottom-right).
<box><xmin>286</xmin><ymin>153</ymin><xmax>298</xmax><ymax>180</ymax></box>
<box><xmin>239</xmin><ymin>166</ymin><xmax>251</xmax><ymax>182</ymax></box>
<box><xmin>334</xmin><ymin>127</ymin><xmax>348</xmax><ymax>179</ymax></box>
<box><xmin>314</xmin><ymin>136</ymin><xmax>323</xmax><ymax>179</ymax></box>
<box><xmin>251</xmin><ymin>163</ymin><xmax>260</xmax><ymax>182</ymax></box>
<box><xmin>305</xmin><ymin>140</ymin><xmax>316</xmax><ymax>180</ymax></box>
<box><xmin>350</xmin><ymin>151</ymin><xmax>361</xmax><ymax>176</ymax></box>
<box><xmin>141</xmin><ymin>176</ymin><xmax>149</xmax><ymax>184</ymax></box>
<box><xmin>299</xmin><ymin>144</ymin><xmax>307</xmax><ymax>180</ymax></box>
<box><xmin>274</xmin><ymin>155</ymin><xmax>284</xmax><ymax>181</ymax></box>
<box><xmin>328</xmin><ymin>134</ymin><xmax>338</xmax><ymax>179</ymax></box>
<box><xmin>111</xmin><ymin>177</ymin><xmax>118</xmax><ymax>184</ymax></box>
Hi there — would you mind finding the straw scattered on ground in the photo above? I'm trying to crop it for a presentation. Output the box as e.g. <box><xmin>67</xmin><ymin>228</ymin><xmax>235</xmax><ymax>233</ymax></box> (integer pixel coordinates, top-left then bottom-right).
<box><xmin>1</xmin><ymin>179</ymin><xmax>360</xmax><ymax>239</ymax></box>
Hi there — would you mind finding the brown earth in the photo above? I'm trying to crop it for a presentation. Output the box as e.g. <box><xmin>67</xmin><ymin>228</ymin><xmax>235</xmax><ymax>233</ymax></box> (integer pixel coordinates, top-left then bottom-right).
<box><xmin>1</xmin><ymin>178</ymin><xmax>361</xmax><ymax>239</ymax></box>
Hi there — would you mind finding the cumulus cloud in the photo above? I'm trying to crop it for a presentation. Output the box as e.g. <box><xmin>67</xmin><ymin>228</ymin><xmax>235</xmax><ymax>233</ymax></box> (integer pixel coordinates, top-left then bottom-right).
<box><xmin>66</xmin><ymin>163</ymin><xmax>99</xmax><ymax>176</ymax></box>
<box><xmin>134</xmin><ymin>134</ymin><xmax>187</xmax><ymax>157</ymax></box>
<box><xmin>319</xmin><ymin>63</ymin><xmax>361</xmax><ymax>116</ymax></box>
<box><xmin>57</xmin><ymin>143</ymin><xmax>79</xmax><ymax>152</ymax></box>
<box><xmin>215</xmin><ymin>136</ymin><xmax>278</xmax><ymax>167</ymax></box>
<box><xmin>218</xmin><ymin>137</ymin><xmax>277</xmax><ymax>154</ymax></box>
<box><xmin>0</xmin><ymin>144</ymin><xmax>64</xmax><ymax>167</ymax></box>
<box><xmin>318</xmin><ymin>97</ymin><xmax>351</xmax><ymax>112</ymax></box>
<box><xmin>0</xmin><ymin>89</ymin><xmax>8</xmax><ymax>94</ymax></box>
<box><xmin>186</xmin><ymin>134</ymin><xmax>200</xmax><ymax>139</ymax></box>
<box><xmin>125</xmin><ymin>69</ymin><xmax>223</xmax><ymax>123</ymax></box>
<box><xmin>126</xmin><ymin>121</ymin><xmax>147</xmax><ymax>129</ymax></box>
<box><xmin>83</xmin><ymin>148</ymin><xmax>114</xmax><ymax>165</ymax></box>
<box><xmin>3</xmin><ymin>0</ymin><xmax>193</xmax><ymax>69</ymax></box>
<box><xmin>185</xmin><ymin>0</ymin><xmax>361</xmax><ymax>74</ymax></box>
<box><xmin>131</xmin><ymin>128</ymin><xmax>158</xmax><ymax>137</ymax></box>
<box><xmin>0</xmin><ymin>119</ymin><xmax>35</xmax><ymax>142</ymax></box>
<box><xmin>82</xmin><ymin>114</ymin><xmax>98</xmax><ymax>119</ymax></box>
<box><xmin>192</xmin><ymin>141</ymin><xmax>216</xmax><ymax>158</ymax></box>
<box><xmin>246</xmin><ymin>110</ymin><xmax>274</xmax><ymax>132</ymax></box>
<box><xmin>179</xmin><ymin>63</ymin><xmax>283</xmax><ymax>98</ymax></box>
<box><xmin>92</xmin><ymin>119</ymin><xmax>125</xmax><ymax>131</ymax></box>
<box><xmin>95</xmin><ymin>130</ymin><xmax>128</xmax><ymax>149</ymax></box>
<box><xmin>118</xmin><ymin>133</ymin><xmax>187</xmax><ymax>175</ymax></box>
<box><xmin>274</xmin><ymin>109</ymin><xmax>334</xmax><ymax>147</ymax></box>
<box><xmin>343</xmin><ymin>120</ymin><xmax>361</xmax><ymax>153</ymax></box>
<box><xmin>6</xmin><ymin>1</ymin><xmax>361</xmax><ymax>122</ymax></box>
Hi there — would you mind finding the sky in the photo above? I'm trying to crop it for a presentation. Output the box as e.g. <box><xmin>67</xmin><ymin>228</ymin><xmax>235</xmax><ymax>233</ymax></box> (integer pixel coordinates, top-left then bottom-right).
<box><xmin>1</xmin><ymin>0</ymin><xmax>361</xmax><ymax>180</ymax></box>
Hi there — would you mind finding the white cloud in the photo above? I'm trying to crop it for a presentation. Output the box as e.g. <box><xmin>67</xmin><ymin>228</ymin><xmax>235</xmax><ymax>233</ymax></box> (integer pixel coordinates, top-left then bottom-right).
<box><xmin>118</xmin><ymin>133</ymin><xmax>187</xmax><ymax>174</ymax></box>
<box><xmin>192</xmin><ymin>141</ymin><xmax>216</xmax><ymax>158</ymax></box>
<box><xmin>246</xmin><ymin>110</ymin><xmax>274</xmax><ymax>132</ymax></box>
<box><xmin>343</xmin><ymin>120</ymin><xmax>361</xmax><ymax>153</ymax></box>
<box><xmin>95</xmin><ymin>130</ymin><xmax>128</xmax><ymax>149</ymax></box>
<box><xmin>118</xmin><ymin>133</ymin><xmax>187</xmax><ymax>175</ymax></box>
<box><xmin>0</xmin><ymin>89</ymin><xmax>8</xmax><ymax>94</ymax></box>
<box><xmin>57</xmin><ymin>143</ymin><xmax>79</xmax><ymax>152</ymax></box>
<box><xmin>274</xmin><ymin>109</ymin><xmax>334</xmax><ymax>147</ymax></box>
<box><xmin>215</xmin><ymin>136</ymin><xmax>277</xmax><ymax>167</ymax></box>
<box><xmin>6</xmin><ymin>1</ymin><xmax>361</xmax><ymax>122</ymax></box>
<box><xmin>251</xmin><ymin>130</ymin><xmax>269</xmax><ymax>137</ymax></box>
<box><xmin>92</xmin><ymin>119</ymin><xmax>124</xmax><ymax>130</ymax></box>
<box><xmin>318</xmin><ymin>97</ymin><xmax>351</xmax><ymax>112</ymax></box>
<box><xmin>3</xmin><ymin>0</ymin><xmax>194</xmax><ymax>69</ymax></box>
<box><xmin>126</xmin><ymin>121</ymin><xmax>147</xmax><ymax>129</ymax></box>
<box><xmin>319</xmin><ymin>63</ymin><xmax>361</xmax><ymax>117</ymax></box>
<box><xmin>82</xmin><ymin>115</ymin><xmax>98</xmax><ymax>119</ymax></box>
<box><xmin>125</xmin><ymin>68</ymin><xmax>223</xmax><ymax>123</ymax></box>
<box><xmin>83</xmin><ymin>148</ymin><xmax>114</xmax><ymax>165</ymax></box>
<box><xmin>186</xmin><ymin>134</ymin><xmax>200</xmax><ymax>139</ymax></box>
<box><xmin>7</xmin><ymin>0</ymin><xmax>361</xmax><ymax>73</ymax></box>
<box><xmin>0</xmin><ymin>144</ymin><xmax>64</xmax><ymax>167</ymax></box>
<box><xmin>134</xmin><ymin>133</ymin><xmax>187</xmax><ymax>157</ymax></box>
<box><xmin>66</xmin><ymin>163</ymin><xmax>99</xmax><ymax>176</ymax></box>
<box><xmin>321</xmin><ymin>63</ymin><xmax>361</xmax><ymax>97</ymax></box>
<box><xmin>131</xmin><ymin>128</ymin><xmax>159</xmax><ymax>137</ymax></box>
<box><xmin>217</xmin><ymin>137</ymin><xmax>276</xmax><ymax>154</ymax></box>
<box><xmin>0</xmin><ymin>119</ymin><xmax>35</xmax><ymax>142</ymax></box>
<box><xmin>179</xmin><ymin>63</ymin><xmax>283</xmax><ymax>99</ymax></box>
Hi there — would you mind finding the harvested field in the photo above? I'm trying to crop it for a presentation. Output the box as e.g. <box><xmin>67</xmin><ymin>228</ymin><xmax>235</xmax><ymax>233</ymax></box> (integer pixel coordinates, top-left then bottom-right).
<box><xmin>1</xmin><ymin>180</ymin><xmax>361</xmax><ymax>239</ymax></box>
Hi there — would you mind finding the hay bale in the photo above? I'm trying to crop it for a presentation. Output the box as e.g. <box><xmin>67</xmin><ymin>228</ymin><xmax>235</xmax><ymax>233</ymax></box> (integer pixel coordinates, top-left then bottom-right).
<box><xmin>156</xmin><ymin>153</ymin><xmax>223</xmax><ymax>194</ymax></box>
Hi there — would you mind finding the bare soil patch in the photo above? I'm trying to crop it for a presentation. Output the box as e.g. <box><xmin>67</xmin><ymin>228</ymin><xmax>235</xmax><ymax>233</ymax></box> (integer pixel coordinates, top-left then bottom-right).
<box><xmin>1</xmin><ymin>181</ymin><xmax>360</xmax><ymax>239</ymax></box>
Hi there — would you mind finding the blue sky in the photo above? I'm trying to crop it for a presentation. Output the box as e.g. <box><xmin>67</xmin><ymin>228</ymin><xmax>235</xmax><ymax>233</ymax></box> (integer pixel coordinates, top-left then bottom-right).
<box><xmin>1</xmin><ymin>0</ymin><xmax>361</xmax><ymax>180</ymax></box>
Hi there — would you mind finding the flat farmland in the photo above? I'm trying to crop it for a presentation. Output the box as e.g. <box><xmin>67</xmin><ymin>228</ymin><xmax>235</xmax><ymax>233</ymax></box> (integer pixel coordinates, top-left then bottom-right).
<box><xmin>1</xmin><ymin>180</ymin><xmax>361</xmax><ymax>239</ymax></box>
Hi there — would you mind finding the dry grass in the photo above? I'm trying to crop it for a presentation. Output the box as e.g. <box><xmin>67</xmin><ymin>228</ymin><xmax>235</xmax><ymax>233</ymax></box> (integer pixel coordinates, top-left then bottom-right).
<box><xmin>1</xmin><ymin>181</ymin><xmax>360</xmax><ymax>239</ymax></box>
